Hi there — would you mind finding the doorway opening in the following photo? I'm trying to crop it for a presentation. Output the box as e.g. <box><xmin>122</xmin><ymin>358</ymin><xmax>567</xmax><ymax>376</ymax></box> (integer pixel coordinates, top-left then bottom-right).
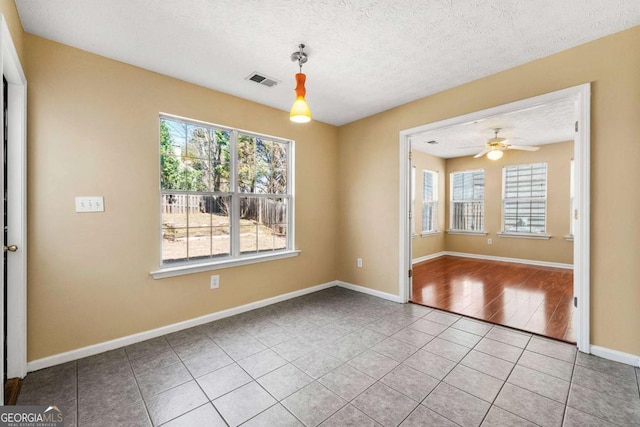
<box><xmin>0</xmin><ymin>16</ymin><xmax>28</xmax><ymax>404</ymax></box>
<box><xmin>398</xmin><ymin>84</ymin><xmax>590</xmax><ymax>352</ymax></box>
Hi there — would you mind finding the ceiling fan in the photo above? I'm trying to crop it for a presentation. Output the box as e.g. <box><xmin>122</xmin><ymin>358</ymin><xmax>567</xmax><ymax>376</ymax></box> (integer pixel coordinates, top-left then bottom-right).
<box><xmin>473</xmin><ymin>128</ymin><xmax>540</xmax><ymax>160</ymax></box>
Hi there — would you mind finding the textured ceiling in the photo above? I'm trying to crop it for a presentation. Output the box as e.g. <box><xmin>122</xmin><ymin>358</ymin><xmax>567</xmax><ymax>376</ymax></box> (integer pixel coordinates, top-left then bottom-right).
<box><xmin>16</xmin><ymin>1</ymin><xmax>640</xmax><ymax>126</ymax></box>
<box><xmin>410</xmin><ymin>98</ymin><xmax>576</xmax><ymax>159</ymax></box>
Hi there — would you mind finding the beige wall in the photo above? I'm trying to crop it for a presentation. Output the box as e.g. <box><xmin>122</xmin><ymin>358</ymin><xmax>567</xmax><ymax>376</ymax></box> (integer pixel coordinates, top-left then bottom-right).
<box><xmin>24</xmin><ymin>35</ymin><xmax>339</xmax><ymax>360</ymax></box>
<box><xmin>0</xmin><ymin>0</ymin><xmax>24</xmax><ymax>63</ymax></box>
<box><xmin>337</xmin><ymin>26</ymin><xmax>640</xmax><ymax>355</ymax></box>
<box><xmin>444</xmin><ymin>141</ymin><xmax>574</xmax><ymax>264</ymax></box>
<box><xmin>411</xmin><ymin>151</ymin><xmax>445</xmax><ymax>259</ymax></box>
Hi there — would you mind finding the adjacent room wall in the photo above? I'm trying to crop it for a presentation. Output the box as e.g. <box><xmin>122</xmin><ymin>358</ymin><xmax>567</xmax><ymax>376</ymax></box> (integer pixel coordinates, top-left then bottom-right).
<box><xmin>24</xmin><ymin>34</ymin><xmax>339</xmax><ymax>361</ymax></box>
<box><xmin>445</xmin><ymin>141</ymin><xmax>574</xmax><ymax>265</ymax></box>
<box><xmin>411</xmin><ymin>151</ymin><xmax>445</xmax><ymax>260</ymax></box>
<box><xmin>337</xmin><ymin>26</ymin><xmax>640</xmax><ymax>355</ymax></box>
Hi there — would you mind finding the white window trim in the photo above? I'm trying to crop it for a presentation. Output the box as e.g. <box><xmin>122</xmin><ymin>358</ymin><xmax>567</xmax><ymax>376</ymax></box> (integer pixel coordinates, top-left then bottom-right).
<box><xmin>421</xmin><ymin>169</ymin><xmax>438</xmax><ymax>234</ymax></box>
<box><xmin>501</xmin><ymin>162</ymin><xmax>548</xmax><ymax>236</ymax></box>
<box><xmin>151</xmin><ymin>250</ymin><xmax>301</xmax><ymax>279</ymax></box>
<box><xmin>153</xmin><ymin>114</ymin><xmax>296</xmax><ymax>278</ymax></box>
<box><xmin>420</xmin><ymin>231</ymin><xmax>441</xmax><ymax>237</ymax></box>
<box><xmin>446</xmin><ymin>230</ymin><xmax>488</xmax><ymax>236</ymax></box>
<box><xmin>449</xmin><ymin>169</ymin><xmax>485</xmax><ymax>233</ymax></box>
<box><xmin>497</xmin><ymin>232</ymin><xmax>551</xmax><ymax>240</ymax></box>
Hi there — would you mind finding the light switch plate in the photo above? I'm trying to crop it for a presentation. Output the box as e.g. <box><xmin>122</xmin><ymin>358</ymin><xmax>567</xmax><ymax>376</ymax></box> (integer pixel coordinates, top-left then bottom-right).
<box><xmin>75</xmin><ymin>196</ymin><xmax>104</xmax><ymax>212</ymax></box>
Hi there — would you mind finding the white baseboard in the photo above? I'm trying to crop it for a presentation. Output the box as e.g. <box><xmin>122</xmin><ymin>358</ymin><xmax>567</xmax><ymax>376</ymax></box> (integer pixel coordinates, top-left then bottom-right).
<box><xmin>412</xmin><ymin>251</ymin><xmax>446</xmax><ymax>265</ymax></box>
<box><xmin>27</xmin><ymin>281</ymin><xmax>337</xmax><ymax>372</ymax></box>
<box><xmin>590</xmin><ymin>345</ymin><xmax>640</xmax><ymax>368</ymax></box>
<box><xmin>336</xmin><ymin>281</ymin><xmax>403</xmax><ymax>303</ymax></box>
<box><xmin>444</xmin><ymin>251</ymin><xmax>573</xmax><ymax>270</ymax></box>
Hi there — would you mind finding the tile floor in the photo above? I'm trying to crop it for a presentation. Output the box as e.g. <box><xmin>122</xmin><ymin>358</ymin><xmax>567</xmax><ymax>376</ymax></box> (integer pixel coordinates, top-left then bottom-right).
<box><xmin>17</xmin><ymin>287</ymin><xmax>640</xmax><ymax>426</ymax></box>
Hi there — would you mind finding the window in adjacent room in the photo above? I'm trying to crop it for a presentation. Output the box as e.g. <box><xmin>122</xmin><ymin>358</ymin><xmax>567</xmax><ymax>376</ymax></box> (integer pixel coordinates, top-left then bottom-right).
<box><xmin>502</xmin><ymin>162</ymin><xmax>547</xmax><ymax>234</ymax></box>
<box><xmin>422</xmin><ymin>170</ymin><xmax>438</xmax><ymax>233</ymax></box>
<box><xmin>450</xmin><ymin>169</ymin><xmax>484</xmax><ymax>232</ymax></box>
<box><xmin>159</xmin><ymin>115</ymin><xmax>293</xmax><ymax>267</ymax></box>
<box><xmin>411</xmin><ymin>166</ymin><xmax>416</xmax><ymax>235</ymax></box>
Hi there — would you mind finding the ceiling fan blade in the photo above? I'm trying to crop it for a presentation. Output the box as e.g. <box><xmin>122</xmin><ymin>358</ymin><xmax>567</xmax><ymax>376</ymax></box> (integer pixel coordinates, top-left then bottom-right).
<box><xmin>508</xmin><ymin>145</ymin><xmax>540</xmax><ymax>151</ymax></box>
<box><xmin>474</xmin><ymin>148</ymin><xmax>491</xmax><ymax>158</ymax></box>
<box><xmin>457</xmin><ymin>145</ymin><xmax>485</xmax><ymax>149</ymax></box>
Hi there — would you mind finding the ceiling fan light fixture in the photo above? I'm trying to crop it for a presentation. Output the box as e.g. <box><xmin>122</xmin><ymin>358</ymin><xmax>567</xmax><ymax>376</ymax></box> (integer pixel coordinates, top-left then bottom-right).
<box><xmin>487</xmin><ymin>149</ymin><xmax>503</xmax><ymax>160</ymax></box>
<box><xmin>289</xmin><ymin>44</ymin><xmax>312</xmax><ymax>123</ymax></box>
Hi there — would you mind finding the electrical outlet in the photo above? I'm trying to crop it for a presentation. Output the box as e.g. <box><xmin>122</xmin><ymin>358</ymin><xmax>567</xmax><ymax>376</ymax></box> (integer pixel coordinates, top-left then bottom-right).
<box><xmin>75</xmin><ymin>196</ymin><xmax>104</xmax><ymax>213</ymax></box>
<box><xmin>357</xmin><ymin>258</ymin><xmax>363</xmax><ymax>268</ymax></box>
<box><xmin>210</xmin><ymin>275</ymin><xmax>220</xmax><ymax>289</ymax></box>
<box><xmin>487</xmin><ymin>238</ymin><xmax>493</xmax><ymax>245</ymax></box>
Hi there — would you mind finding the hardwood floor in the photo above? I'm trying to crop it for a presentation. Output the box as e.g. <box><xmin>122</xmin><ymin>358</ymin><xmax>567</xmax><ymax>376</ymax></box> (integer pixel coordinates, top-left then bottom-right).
<box><xmin>4</xmin><ymin>378</ymin><xmax>21</xmax><ymax>405</ymax></box>
<box><xmin>411</xmin><ymin>255</ymin><xmax>575</xmax><ymax>342</ymax></box>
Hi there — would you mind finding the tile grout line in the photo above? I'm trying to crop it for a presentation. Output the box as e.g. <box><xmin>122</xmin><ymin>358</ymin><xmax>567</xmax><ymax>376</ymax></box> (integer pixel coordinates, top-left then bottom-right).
<box><xmin>559</xmin><ymin>349</ymin><xmax>580</xmax><ymax>427</ymax></box>
<box><xmin>165</xmin><ymin>334</ymin><xmax>230</xmax><ymax>427</ymax></box>
<box><xmin>125</xmin><ymin>345</ymin><xmax>156</xmax><ymax>426</ymax></box>
<box><xmin>396</xmin><ymin>319</ymin><xmax>491</xmax><ymax>427</ymax></box>
<box><xmin>566</xmin><ymin>355</ymin><xmax>640</xmax><ymax>426</ymax></box>
<box><xmin>476</xmin><ymin>330</ymin><xmax>533</xmax><ymax>426</ymax></box>
<box><xmin>206</xmin><ymin>329</ymin><xmax>305</xmax><ymax>427</ymax></box>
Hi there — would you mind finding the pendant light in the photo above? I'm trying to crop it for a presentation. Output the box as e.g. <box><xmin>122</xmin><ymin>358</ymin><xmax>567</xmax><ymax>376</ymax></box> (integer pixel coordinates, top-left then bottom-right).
<box><xmin>487</xmin><ymin>148</ymin><xmax>504</xmax><ymax>160</ymax></box>
<box><xmin>289</xmin><ymin>44</ymin><xmax>311</xmax><ymax>123</ymax></box>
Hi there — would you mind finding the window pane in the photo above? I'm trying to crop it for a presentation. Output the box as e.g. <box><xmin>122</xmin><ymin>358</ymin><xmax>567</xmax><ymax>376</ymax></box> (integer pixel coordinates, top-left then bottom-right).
<box><xmin>162</xmin><ymin>227</ymin><xmax>187</xmax><ymax>263</ymax></box>
<box><xmin>161</xmin><ymin>194</ymin><xmax>230</xmax><ymax>263</ymax></box>
<box><xmin>188</xmin><ymin>227</ymin><xmax>213</xmax><ymax>260</ymax></box>
<box><xmin>423</xmin><ymin>171</ymin><xmax>433</xmax><ymax>201</ymax></box>
<box><xmin>503</xmin><ymin>163</ymin><xmax>547</xmax><ymax>233</ymax></box>
<box><xmin>238</xmin><ymin>134</ymin><xmax>288</xmax><ymax>194</ymax></box>
<box><xmin>451</xmin><ymin>170</ymin><xmax>484</xmax><ymax>231</ymax></box>
<box><xmin>452</xmin><ymin>201</ymin><xmax>484</xmax><ymax>231</ymax></box>
<box><xmin>422</xmin><ymin>202</ymin><xmax>435</xmax><ymax>232</ymax></box>
<box><xmin>239</xmin><ymin>197</ymin><xmax>288</xmax><ymax>254</ymax></box>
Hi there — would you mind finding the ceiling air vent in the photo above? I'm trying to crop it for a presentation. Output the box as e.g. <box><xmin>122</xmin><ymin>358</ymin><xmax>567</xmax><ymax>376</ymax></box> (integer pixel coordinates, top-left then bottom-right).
<box><xmin>246</xmin><ymin>72</ymin><xmax>279</xmax><ymax>88</ymax></box>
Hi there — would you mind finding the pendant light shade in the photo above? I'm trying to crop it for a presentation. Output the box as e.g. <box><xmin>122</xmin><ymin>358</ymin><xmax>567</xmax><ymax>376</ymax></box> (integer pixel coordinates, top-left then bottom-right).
<box><xmin>487</xmin><ymin>149</ymin><xmax>504</xmax><ymax>160</ymax></box>
<box><xmin>290</xmin><ymin>44</ymin><xmax>311</xmax><ymax>123</ymax></box>
<box><xmin>290</xmin><ymin>72</ymin><xmax>311</xmax><ymax>123</ymax></box>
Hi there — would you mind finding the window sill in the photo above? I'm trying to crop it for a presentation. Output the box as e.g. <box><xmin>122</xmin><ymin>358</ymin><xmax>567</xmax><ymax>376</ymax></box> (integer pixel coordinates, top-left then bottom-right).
<box><xmin>420</xmin><ymin>231</ymin><xmax>440</xmax><ymax>237</ymax></box>
<box><xmin>565</xmin><ymin>235</ymin><xmax>574</xmax><ymax>242</ymax></box>
<box><xmin>497</xmin><ymin>232</ymin><xmax>551</xmax><ymax>240</ymax></box>
<box><xmin>446</xmin><ymin>230</ymin><xmax>488</xmax><ymax>236</ymax></box>
<box><xmin>151</xmin><ymin>250</ymin><xmax>301</xmax><ymax>279</ymax></box>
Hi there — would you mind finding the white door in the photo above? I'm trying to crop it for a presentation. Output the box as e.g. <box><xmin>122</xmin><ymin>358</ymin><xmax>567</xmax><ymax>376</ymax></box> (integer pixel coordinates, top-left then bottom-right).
<box><xmin>0</xmin><ymin>16</ymin><xmax>28</xmax><ymax>404</ymax></box>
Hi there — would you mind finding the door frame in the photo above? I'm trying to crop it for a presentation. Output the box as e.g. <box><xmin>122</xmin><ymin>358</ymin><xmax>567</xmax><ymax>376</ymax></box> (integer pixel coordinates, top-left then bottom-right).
<box><xmin>0</xmin><ymin>14</ymin><xmax>28</xmax><ymax>398</ymax></box>
<box><xmin>398</xmin><ymin>84</ymin><xmax>591</xmax><ymax>353</ymax></box>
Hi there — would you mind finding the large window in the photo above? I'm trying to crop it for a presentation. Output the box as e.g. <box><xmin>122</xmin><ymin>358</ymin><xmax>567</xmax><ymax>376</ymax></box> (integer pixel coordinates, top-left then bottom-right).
<box><xmin>422</xmin><ymin>170</ymin><xmax>438</xmax><ymax>233</ymax></box>
<box><xmin>450</xmin><ymin>170</ymin><xmax>484</xmax><ymax>232</ymax></box>
<box><xmin>502</xmin><ymin>162</ymin><xmax>547</xmax><ymax>234</ymax></box>
<box><xmin>160</xmin><ymin>115</ymin><xmax>293</xmax><ymax>266</ymax></box>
